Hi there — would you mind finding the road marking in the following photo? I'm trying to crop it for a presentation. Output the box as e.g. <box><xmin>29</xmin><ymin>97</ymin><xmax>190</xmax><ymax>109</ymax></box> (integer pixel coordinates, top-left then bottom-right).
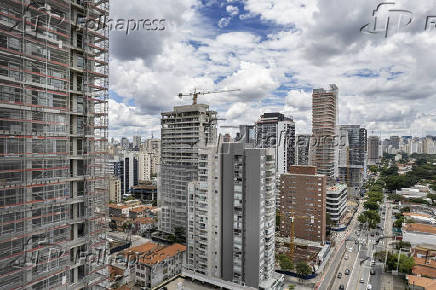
<box><xmin>346</xmin><ymin>247</ymin><xmax>360</xmax><ymax>290</ymax></box>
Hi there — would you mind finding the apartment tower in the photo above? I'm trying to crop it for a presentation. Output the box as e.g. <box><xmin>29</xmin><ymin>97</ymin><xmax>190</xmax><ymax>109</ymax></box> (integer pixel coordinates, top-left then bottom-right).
<box><xmin>338</xmin><ymin>125</ymin><xmax>367</xmax><ymax>195</ymax></box>
<box><xmin>255</xmin><ymin>112</ymin><xmax>295</xmax><ymax>174</ymax></box>
<box><xmin>279</xmin><ymin>166</ymin><xmax>327</xmax><ymax>244</ymax></box>
<box><xmin>0</xmin><ymin>0</ymin><xmax>109</xmax><ymax>288</ymax></box>
<box><xmin>367</xmin><ymin>136</ymin><xmax>380</xmax><ymax>165</ymax></box>
<box><xmin>312</xmin><ymin>84</ymin><xmax>338</xmax><ymax>185</ymax></box>
<box><xmin>158</xmin><ymin>103</ymin><xmax>217</xmax><ymax>234</ymax></box>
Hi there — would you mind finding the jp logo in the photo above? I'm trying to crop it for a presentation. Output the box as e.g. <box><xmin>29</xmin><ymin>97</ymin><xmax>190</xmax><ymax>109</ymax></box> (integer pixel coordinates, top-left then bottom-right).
<box><xmin>360</xmin><ymin>2</ymin><xmax>413</xmax><ymax>38</ymax></box>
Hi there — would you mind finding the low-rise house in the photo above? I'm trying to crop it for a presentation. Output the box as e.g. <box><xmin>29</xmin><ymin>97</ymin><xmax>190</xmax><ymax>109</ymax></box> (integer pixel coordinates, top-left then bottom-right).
<box><xmin>403</xmin><ymin>223</ymin><xmax>436</xmax><ymax>247</ymax></box>
<box><xmin>412</xmin><ymin>247</ymin><xmax>436</xmax><ymax>279</ymax></box>
<box><xmin>109</xmin><ymin>204</ymin><xmax>131</xmax><ymax>217</ymax></box>
<box><xmin>403</xmin><ymin>212</ymin><xmax>436</xmax><ymax>225</ymax></box>
<box><xmin>134</xmin><ymin>217</ymin><xmax>156</xmax><ymax>235</ymax></box>
<box><xmin>406</xmin><ymin>275</ymin><xmax>436</xmax><ymax>290</ymax></box>
<box><xmin>134</xmin><ymin>243</ymin><xmax>186</xmax><ymax>289</ymax></box>
<box><xmin>120</xmin><ymin>242</ymin><xmax>186</xmax><ymax>289</ymax></box>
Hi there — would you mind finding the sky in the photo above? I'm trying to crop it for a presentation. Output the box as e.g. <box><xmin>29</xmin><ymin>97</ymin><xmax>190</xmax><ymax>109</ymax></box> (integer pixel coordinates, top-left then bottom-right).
<box><xmin>108</xmin><ymin>0</ymin><xmax>436</xmax><ymax>140</ymax></box>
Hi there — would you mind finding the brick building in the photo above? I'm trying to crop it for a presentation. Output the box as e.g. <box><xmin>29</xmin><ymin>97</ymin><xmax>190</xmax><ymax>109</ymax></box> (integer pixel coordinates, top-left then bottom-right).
<box><xmin>279</xmin><ymin>165</ymin><xmax>327</xmax><ymax>243</ymax></box>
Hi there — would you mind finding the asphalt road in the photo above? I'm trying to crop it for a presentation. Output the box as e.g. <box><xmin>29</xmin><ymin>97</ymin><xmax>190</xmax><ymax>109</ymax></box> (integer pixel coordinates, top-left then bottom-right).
<box><xmin>327</xmin><ymin>200</ymin><xmax>393</xmax><ymax>290</ymax></box>
<box><xmin>316</xmin><ymin>202</ymin><xmax>364</xmax><ymax>290</ymax></box>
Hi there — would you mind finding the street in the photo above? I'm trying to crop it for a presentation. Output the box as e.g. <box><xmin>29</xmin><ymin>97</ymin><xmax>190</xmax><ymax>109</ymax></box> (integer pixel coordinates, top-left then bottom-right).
<box><xmin>326</xmin><ymin>199</ymin><xmax>393</xmax><ymax>290</ymax></box>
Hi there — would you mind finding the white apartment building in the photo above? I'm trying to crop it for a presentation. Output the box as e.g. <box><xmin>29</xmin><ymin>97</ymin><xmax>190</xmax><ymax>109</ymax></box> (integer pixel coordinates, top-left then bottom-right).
<box><xmin>326</xmin><ymin>184</ymin><xmax>348</xmax><ymax>224</ymax></box>
<box><xmin>187</xmin><ymin>145</ymin><xmax>222</xmax><ymax>277</ymax></box>
<box><xmin>186</xmin><ymin>140</ymin><xmax>283</xmax><ymax>290</ymax></box>
<box><xmin>109</xmin><ymin>176</ymin><xmax>122</xmax><ymax>203</ymax></box>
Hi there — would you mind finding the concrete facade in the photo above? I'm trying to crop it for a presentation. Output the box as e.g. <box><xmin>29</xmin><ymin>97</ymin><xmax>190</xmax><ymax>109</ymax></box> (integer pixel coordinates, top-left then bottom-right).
<box><xmin>279</xmin><ymin>166</ymin><xmax>327</xmax><ymax>244</ymax></box>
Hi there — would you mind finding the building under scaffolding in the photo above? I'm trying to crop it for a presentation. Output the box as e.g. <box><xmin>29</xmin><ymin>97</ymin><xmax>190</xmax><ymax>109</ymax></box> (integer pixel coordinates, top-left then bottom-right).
<box><xmin>0</xmin><ymin>0</ymin><xmax>109</xmax><ymax>288</ymax></box>
<box><xmin>158</xmin><ymin>104</ymin><xmax>217</xmax><ymax>234</ymax></box>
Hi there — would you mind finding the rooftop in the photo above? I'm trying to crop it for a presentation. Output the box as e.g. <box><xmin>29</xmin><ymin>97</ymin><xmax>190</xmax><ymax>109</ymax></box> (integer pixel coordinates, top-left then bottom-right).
<box><xmin>138</xmin><ymin>243</ymin><xmax>186</xmax><ymax>265</ymax></box>
<box><xmin>406</xmin><ymin>275</ymin><xmax>436</xmax><ymax>289</ymax></box>
<box><xmin>403</xmin><ymin>223</ymin><xmax>436</xmax><ymax>235</ymax></box>
<box><xmin>404</xmin><ymin>212</ymin><xmax>432</xmax><ymax>218</ymax></box>
<box><xmin>134</xmin><ymin>217</ymin><xmax>155</xmax><ymax>224</ymax></box>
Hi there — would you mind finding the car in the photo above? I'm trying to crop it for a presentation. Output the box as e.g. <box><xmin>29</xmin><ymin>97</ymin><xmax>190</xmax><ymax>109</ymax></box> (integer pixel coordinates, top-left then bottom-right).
<box><xmin>370</xmin><ymin>269</ymin><xmax>376</xmax><ymax>275</ymax></box>
<box><xmin>371</xmin><ymin>260</ymin><xmax>376</xmax><ymax>266</ymax></box>
<box><xmin>355</xmin><ymin>239</ymin><xmax>359</xmax><ymax>244</ymax></box>
<box><xmin>370</xmin><ymin>233</ymin><xmax>375</xmax><ymax>237</ymax></box>
<box><xmin>347</xmin><ymin>247</ymin><xmax>353</xmax><ymax>252</ymax></box>
<box><xmin>376</xmin><ymin>232</ymin><xmax>379</xmax><ymax>235</ymax></box>
<box><xmin>360</xmin><ymin>278</ymin><xmax>364</xmax><ymax>283</ymax></box>
<box><xmin>345</xmin><ymin>269</ymin><xmax>350</xmax><ymax>275</ymax></box>
<box><xmin>344</xmin><ymin>254</ymin><xmax>349</xmax><ymax>260</ymax></box>
<box><xmin>367</xmin><ymin>284</ymin><xmax>372</xmax><ymax>289</ymax></box>
<box><xmin>339</xmin><ymin>285</ymin><xmax>345</xmax><ymax>290</ymax></box>
<box><xmin>337</xmin><ymin>272</ymin><xmax>342</xmax><ymax>279</ymax></box>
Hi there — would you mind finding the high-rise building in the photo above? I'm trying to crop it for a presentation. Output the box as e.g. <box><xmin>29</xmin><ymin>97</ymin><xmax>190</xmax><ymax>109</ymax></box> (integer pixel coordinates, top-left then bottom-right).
<box><xmin>255</xmin><ymin>112</ymin><xmax>296</xmax><ymax>174</ymax></box>
<box><xmin>138</xmin><ymin>138</ymin><xmax>160</xmax><ymax>182</ymax></box>
<box><xmin>220</xmin><ymin>142</ymin><xmax>277</xmax><ymax>288</ymax></box>
<box><xmin>338</xmin><ymin>125</ymin><xmax>367</xmax><ymax>194</ymax></box>
<box><xmin>186</xmin><ymin>145</ymin><xmax>222</xmax><ymax>277</ymax></box>
<box><xmin>279</xmin><ymin>166</ymin><xmax>327</xmax><ymax>244</ymax></box>
<box><xmin>0</xmin><ymin>0</ymin><xmax>109</xmax><ymax>288</ymax></box>
<box><xmin>296</xmin><ymin>134</ymin><xmax>312</xmax><ymax>165</ymax></box>
<box><xmin>109</xmin><ymin>176</ymin><xmax>122</xmax><ymax>203</ymax></box>
<box><xmin>121</xmin><ymin>137</ymin><xmax>130</xmax><ymax>149</ymax></box>
<box><xmin>120</xmin><ymin>151</ymin><xmax>138</xmax><ymax>195</ymax></box>
<box><xmin>186</xmin><ymin>141</ymin><xmax>282</xmax><ymax>289</ymax></box>
<box><xmin>312</xmin><ymin>84</ymin><xmax>338</xmax><ymax>185</ymax></box>
<box><xmin>158</xmin><ymin>103</ymin><xmax>217</xmax><ymax>234</ymax></box>
<box><xmin>390</xmin><ymin>136</ymin><xmax>400</xmax><ymax>150</ymax></box>
<box><xmin>133</xmin><ymin>135</ymin><xmax>142</xmax><ymax>150</ymax></box>
<box><xmin>368</xmin><ymin>136</ymin><xmax>380</xmax><ymax>165</ymax></box>
<box><xmin>326</xmin><ymin>184</ymin><xmax>347</xmax><ymax>225</ymax></box>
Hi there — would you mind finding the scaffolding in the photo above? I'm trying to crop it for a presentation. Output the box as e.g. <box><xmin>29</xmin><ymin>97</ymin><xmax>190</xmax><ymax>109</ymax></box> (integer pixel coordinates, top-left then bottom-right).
<box><xmin>0</xmin><ymin>0</ymin><xmax>109</xmax><ymax>288</ymax></box>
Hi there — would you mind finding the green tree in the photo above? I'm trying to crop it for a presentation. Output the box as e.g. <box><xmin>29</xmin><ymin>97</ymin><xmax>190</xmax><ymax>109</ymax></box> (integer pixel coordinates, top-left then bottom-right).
<box><xmin>427</xmin><ymin>193</ymin><xmax>436</xmax><ymax>203</ymax></box>
<box><xmin>364</xmin><ymin>200</ymin><xmax>379</xmax><ymax>211</ymax></box>
<box><xmin>400</xmin><ymin>206</ymin><xmax>410</xmax><ymax>213</ymax></box>
<box><xmin>398</xmin><ymin>254</ymin><xmax>415</xmax><ymax>273</ymax></box>
<box><xmin>174</xmin><ymin>226</ymin><xmax>186</xmax><ymax>244</ymax></box>
<box><xmin>295</xmin><ymin>261</ymin><xmax>312</xmax><ymax>277</ymax></box>
<box><xmin>369</xmin><ymin>165</ymin><xmax>378</xmax><ymax>173</ymax></box>
<box><xmin>109</xmin><ymin>220</ymin><xmax>117</xmax><ymax>231</ymax></box>
<box><xmin>393</xmin><ymin>217</ymin><xmax>404</xmax><ymax>228</ymax></box>
<box><xmin>278</xmin><ymin>254</ymin><xmax>294</xmax><ymax>270</ymax></box>
<box><xmin>358</xmin><ymin>213</ymin><xmax>367</xmax><ymax>224</ymax></box>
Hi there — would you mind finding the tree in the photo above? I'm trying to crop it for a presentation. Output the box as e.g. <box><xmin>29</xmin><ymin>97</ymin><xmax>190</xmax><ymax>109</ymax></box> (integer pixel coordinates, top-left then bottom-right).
<box><xmin>400</xmin><ymin>206</ymin><xmax>410</xmax><ymax>213</ymax></box>
<box><xmin>174</xmin><ymin>226</ymin><xmax>186</xmax><ymax>244</ymax></box>
<box><xmin>278</xmin><ymin>254</ymin><xmax>294</xmax><ymax>270</ymax></box>
<box><xmin>109</xmin><ymin>220</ymin><xmax>117</xmax><ymax>231</ymax></box>
<box><xmin>364</xmin><ymin>200</ymin><xmax>379</xmax><ymax>211</ymax></box>
<box><xmin>358</xmin><ymin>213</ymin><xmax>367</xmax><ymax>224</ymax></box>
<box><xmin>398</xmin><ymin>254</ymin><xmax>415</xmax><ymax>274</ymax></box>
<box><xmin>369</xmin><ymin>165</ymin><xmax>378</xmax><ymax>173</ymax></box>
<box><xmin>427</xmin><ymin>193</ymin><xmax>436</xmax><ymax>203</ymax></box>
<box><xmin>295</xmin><ymin>261</ymin><xmax>312</xmax><ymax>277</ymax></box>
<box><xmin>276</xmin><ymin>211</ymin><xmax>281</xmax><ymax>228</ymax></box>
<box><xmin>393</xmin><ymin>217</ymin><xmax>404</xmax><ymax>228</ymax></box>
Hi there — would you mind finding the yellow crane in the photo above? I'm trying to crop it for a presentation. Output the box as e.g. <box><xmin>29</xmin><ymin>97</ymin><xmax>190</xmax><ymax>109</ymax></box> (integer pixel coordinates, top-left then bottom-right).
<box><xmin>178</xmin><ymin>88</ymin><xmax>240</xmax><ymax>105</ymax></box>
<box><xmin>280</xmin><ymin>211</ymin><xmax>314</xmax><ymax>258</ymax></box>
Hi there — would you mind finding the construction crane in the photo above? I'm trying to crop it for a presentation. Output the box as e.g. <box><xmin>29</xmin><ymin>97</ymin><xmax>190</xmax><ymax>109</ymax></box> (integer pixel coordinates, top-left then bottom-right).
<box><xmin>280</xmin><ymin>211</ymin><xmax>314</xmax><ymax>258</ymax></box>
<box><xmin>178</xmin><ymin>88</ymin><xmax>240</xmax><ymax>105</ymax></box>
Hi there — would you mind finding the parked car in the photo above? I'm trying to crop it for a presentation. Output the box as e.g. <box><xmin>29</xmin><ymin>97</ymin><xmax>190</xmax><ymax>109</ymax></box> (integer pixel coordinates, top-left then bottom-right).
<box><xmin>360</xmin><ymin>278</ymin><xmax>364</xmax><ymax>283</ymax></box>
<box><xmin>345</xmin><ymin>269</ymin><xmax>350</xmax><ymax>275</ymax></box>
<box><xmin>337</xmin><ymin>272</ymin><xmax>342</xmax><ymax>279</ymax></box>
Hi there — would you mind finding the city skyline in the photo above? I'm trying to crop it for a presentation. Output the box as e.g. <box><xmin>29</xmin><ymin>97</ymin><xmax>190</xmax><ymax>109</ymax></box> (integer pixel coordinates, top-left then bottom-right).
<box><xmin>108</xmin><ymin>0</ymin><xmax>436</xmax><ymax>139</ymax></box>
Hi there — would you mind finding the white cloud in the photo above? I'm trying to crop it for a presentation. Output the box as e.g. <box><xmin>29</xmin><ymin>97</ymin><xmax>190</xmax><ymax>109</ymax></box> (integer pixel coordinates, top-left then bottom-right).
<box><xmin>218</xmin><ymin>17</ymin><xmax>231</xmax><ymax>28</ymax></box>
<box><xmin>226</xmin><ymin>5</ymin><xmax>239</xmax><ymax>16</ymax></box>
<box><xmin>108</xmin><ymin>0</ymin><xmax>436</xmax><ymax>138</ymax></box>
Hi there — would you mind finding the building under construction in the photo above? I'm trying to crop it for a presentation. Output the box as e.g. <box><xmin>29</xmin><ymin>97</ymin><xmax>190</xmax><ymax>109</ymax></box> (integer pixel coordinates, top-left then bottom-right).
<box><xmin>158</xmin><ymin>103</ymin><xmax>217</xmax><ymax>234</ymax></box>
<box><xmin>0</xmin><ymin>0</ymin><xmax>109</xmax><ymax>288</ymax></box>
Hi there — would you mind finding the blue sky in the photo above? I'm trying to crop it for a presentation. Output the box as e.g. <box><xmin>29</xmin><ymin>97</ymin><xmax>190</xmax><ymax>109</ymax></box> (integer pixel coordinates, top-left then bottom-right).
<box><xmin>108</xmin><ymin>0</ymin><xmax>436</xmax><ymax>140</ymax></box>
